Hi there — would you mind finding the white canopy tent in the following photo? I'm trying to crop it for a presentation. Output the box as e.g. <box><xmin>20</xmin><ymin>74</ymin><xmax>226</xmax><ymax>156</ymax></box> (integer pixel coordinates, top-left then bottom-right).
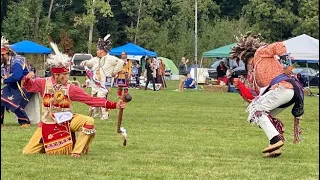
<box><xmin>283</xmin><ymin>34</ymin><xmax>319</xmax><ymax>62</ymax></box>
<box><xmin>283</xmin><ymin>34</ymin><xmax>319</xmax><ymax>87</ymax></box>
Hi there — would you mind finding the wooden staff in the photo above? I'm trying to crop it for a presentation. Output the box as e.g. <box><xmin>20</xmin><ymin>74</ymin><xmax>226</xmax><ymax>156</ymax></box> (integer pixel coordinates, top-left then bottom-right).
<box><xmin>117</xmin><ymin>94</ymin><xmax>132</xmax><ymax>146</ymax></box>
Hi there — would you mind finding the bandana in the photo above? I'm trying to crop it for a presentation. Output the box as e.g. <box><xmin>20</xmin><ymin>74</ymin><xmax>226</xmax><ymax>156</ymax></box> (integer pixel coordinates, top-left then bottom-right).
<box><xmin>51</xmin><ymin>67</ymin><xmax>69</xmax><ymax>74</ymax></box>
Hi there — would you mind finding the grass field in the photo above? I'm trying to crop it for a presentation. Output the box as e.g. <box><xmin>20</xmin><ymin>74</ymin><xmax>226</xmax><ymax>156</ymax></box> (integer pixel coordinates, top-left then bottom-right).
<box><xmin>1</xmin><ymin>78</ymin><xmax>319</xmax><ymax>180</ymax></box>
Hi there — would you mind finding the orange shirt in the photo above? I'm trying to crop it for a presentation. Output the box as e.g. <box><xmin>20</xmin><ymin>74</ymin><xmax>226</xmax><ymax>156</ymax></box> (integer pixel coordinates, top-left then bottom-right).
<box><xmin>253</xmin><ymin>42</ymin><xmax>293</xmax><ymax>91</ymax></box>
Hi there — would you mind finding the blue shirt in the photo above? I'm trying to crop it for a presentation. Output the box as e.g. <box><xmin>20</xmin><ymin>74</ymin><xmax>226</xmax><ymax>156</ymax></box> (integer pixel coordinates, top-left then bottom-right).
<box><xmin>185</xmin><ymin>78</ymin><xmax>195</xmax><ymax>89</ymax></box>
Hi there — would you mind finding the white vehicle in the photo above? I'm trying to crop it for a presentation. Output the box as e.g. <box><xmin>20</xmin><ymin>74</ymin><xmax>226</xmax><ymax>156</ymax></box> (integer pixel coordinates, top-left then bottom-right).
<box><xmin>70</xmin><ymin>53</ymin><xmax>93</xmax><ymax>76</ymax></box>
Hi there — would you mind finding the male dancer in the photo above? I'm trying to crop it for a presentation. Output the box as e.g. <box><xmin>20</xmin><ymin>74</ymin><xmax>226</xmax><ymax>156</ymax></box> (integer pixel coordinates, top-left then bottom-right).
<box><xmin>81</xmin><ymin>34</ymin><xmax>124</xmax><ymax>120</ymax></box>
<box><xmin>1</xmin><ymin>36</ymin><xmax>36</xmax><ymax>127</ymax></box>
<box><xmin>22</xmin><ymin>42</ymin><xmax>126</xmax><ymax>157</ymax></box>
<box><xmin>230</xmin><ymin>32</ymin><xmax>304</xmax><ymax>158</ymax></box>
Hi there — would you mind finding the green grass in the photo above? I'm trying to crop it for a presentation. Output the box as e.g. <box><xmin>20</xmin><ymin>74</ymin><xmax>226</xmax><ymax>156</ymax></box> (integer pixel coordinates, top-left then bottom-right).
<box><xmin>1</xmin><ymin>79</ymin><xmax>319</xmax><ymax>180</ymax></box>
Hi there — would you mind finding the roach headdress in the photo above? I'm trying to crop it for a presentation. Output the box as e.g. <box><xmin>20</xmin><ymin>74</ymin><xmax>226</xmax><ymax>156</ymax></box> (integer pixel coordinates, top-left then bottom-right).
<box><xmin>230</xmin><ymin>32</ymin><xmax>268</xmax><ymax>62</ymax></box>
<box><xmin>97</xmin><ymin>34</ymin><xmax>112</xmax><ymax>52</ymax></box>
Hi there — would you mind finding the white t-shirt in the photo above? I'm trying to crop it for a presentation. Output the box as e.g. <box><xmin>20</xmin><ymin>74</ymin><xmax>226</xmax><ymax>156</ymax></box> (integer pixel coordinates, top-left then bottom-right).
<box><xmin>140</xmin><ymin>76</ymin><xmax>145</xmax><ymax>84</ymax></box>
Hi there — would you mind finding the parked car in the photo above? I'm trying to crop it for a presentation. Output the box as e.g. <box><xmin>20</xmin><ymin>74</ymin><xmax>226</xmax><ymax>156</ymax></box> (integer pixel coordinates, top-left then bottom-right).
<box><xmin>292</xmin><ymin>67</ymin><xmax>318</xmax><ymax>87</ymax></box>
<box><xmin>207</xmin><ymin>59</ymin><xmax>224</xmax><ymax>79</ymax></box>
<box><xmin>309</xmin><ymin>71</ymin><xmax>319</xmax><ymax>87</ymax></box>
<box><xmin>292</xmin><ymin>67</ymin><xmax>317</xmax><ymax>77</ymax></box>
<box><xmin>70</xmin><ymin>53</ymin><xmax>93</xmax><ymax>76</ymax></box>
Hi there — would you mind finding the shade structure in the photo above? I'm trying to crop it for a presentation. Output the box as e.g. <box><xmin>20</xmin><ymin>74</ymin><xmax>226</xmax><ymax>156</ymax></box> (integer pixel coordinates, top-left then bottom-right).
<box><xmin>283</xmin><ymin>34</ymin><xmax>319</xmax><ymax>63</ymax></box>
<box><xmin>109</xmin><ymin>43</ymin><xmax>157</xmax><ymax>57</ymax></box>
<box><xmin>202</xmin><ymin>43</ymin><xmax>236</xmax><ymax>58</ymax></box>
<box><xmin>11</xmin><ymin>40</ymin><xmax>52</xmax><ymax>54</ymax></box>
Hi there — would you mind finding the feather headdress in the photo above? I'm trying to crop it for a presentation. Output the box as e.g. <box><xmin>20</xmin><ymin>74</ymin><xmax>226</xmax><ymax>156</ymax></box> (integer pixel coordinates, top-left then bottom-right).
<box><xmin>1</xmin><ymin>36</ymin><xmax>9</xmax><ymax>47</ymax></box>
<box><xmin>97</xmin><ymin>34</ymin><xmax>112</xmax><ymax>52</ymax></box>
<box><xmin>230</xmin><ymin>32</ymin><xmax>268</xmax><ymax>62</ymax></box>
<box><xmin>1</xmin><ymin>36</ymin><xmax>15</xmax><ymax>55</ymax></box>
<box><xmin>46</xmin><ymin>39</ymin><xmax>71</xmax><ymax>73</ymax></box>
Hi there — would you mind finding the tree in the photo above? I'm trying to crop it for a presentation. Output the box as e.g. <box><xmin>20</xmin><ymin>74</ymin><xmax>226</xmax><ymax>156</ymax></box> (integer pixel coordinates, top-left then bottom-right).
<box><xmin>292</xmin><ymin>0</ymin><xmax>319</xmax><ymax>39</ymax></box>
<box><xmin>74</xmin><ymin>0</ymin><xmax>113</xmax><ymax>53</ymax></box>
<box><xmin>243</xmin><ymin>0</ymin><xmax>299</xmax><ymax>41</ymax></box>
<box><xmin>59</xmin><ymin>30</ymin><xmax>74</xmax><ymax>56</ymax></box>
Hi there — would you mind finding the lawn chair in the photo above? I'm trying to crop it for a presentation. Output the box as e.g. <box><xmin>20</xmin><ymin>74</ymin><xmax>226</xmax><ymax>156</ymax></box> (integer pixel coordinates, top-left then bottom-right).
<box><xmin>164</xmin><ymin>70</ymin><xmax>172</xmax><ymax>80</ymax></box>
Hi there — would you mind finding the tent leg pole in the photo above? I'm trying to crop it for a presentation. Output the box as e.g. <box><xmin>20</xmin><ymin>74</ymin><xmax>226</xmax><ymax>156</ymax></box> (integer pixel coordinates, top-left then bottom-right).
<box><xmin>306</xmin><ymin>62</ymin><xmax>310</xmax><ymax>87</ymax></box>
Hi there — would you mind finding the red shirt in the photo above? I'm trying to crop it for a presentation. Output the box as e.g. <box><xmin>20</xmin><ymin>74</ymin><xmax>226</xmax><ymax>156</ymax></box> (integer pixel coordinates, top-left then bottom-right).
<box><xmin>22</xmin><ymin>77</ymin><xmax>117</xmax><ymax>109</ymax></box>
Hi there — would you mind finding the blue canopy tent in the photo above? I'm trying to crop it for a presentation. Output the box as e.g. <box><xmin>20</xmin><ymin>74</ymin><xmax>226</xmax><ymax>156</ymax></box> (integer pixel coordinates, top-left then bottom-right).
<box><xmin>11</xmin><ymin>40</ymin><xmax>52</xmax><ymax>74</ymax></box>
<box><xmin>109</xmin><ymin>43</ymin><xmax>157</xmax><ymax>57</ymax></box>
<box><xmin>11</xmin><ymin>40</ymin><xmax>52</xmax><ymax>54</ymax></box>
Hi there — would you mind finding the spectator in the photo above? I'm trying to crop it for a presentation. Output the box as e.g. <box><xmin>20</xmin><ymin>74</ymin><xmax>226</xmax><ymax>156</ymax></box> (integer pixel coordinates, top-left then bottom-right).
<box><xmin>158</xmin><ymin>59</ymin><xmax>166</xmax><ymax>88</ymax></box>
<box><xmin>184</xmin><ymin>74</ymin><xmax>196</xmax><ymax>89</ymax></box>
<box><xmin>37</xmin><ymin>65</ymin><xmax>45</xmax><ymax>77</ymax></box>
<box><xmin>45</xmin><ymin>67</ymin><xmax>52</xmax><ymax>77</ymax></box>
<box><xmin>135</xmin><ymin>62</ymin><xmax>141</xmax><ymax>87</ymax></box>
<box><xmin>229</xmin><ymin>57</ymin><xmax>245</xmax><ymax>78</ymax></box>
<box><xmin>139</xmin><ymin>72</ymin><xmax>146</xmax><ymax>88</ymax></box>
<box><xmin>82</xmin><ymin>76</ymin><xmax>91</xmax><ymax>88</ymax></box>
<box><xmin>130</xmin><ymin>63</ymin><xmax>139</xmax><ymax>88</ymax></box>
<box><xmin>70</xmin><ymin>77</ymin><xmax>81</xmax><ymax>87</ymax></box>
<box><xmin>175</xmin><ymin>57</ymin><xmax>188</xmax><ymax>92</ymax></box>
<box><xmin>297</xmin><ymin>73</ymin><xmax>307</xmax><ymax>87</ymax></box>
<box><xmin>216</xmin><ymin>61</ymin><xmax>228</xmax><ymax>85</ymax></box>
<box><xmin>145</xmin><ymin>58</ymin><xmax>156</xmax><ymax>91</ymax></box>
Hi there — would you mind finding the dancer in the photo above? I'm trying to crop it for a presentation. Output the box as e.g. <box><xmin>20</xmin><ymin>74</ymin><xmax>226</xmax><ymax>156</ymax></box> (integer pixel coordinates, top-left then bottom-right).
<box><xmin>22</xmin><ymin>42</ymin><xmax>126</xmax><ymax>157</ymax></box>
<box><xmin>117</xmin><ymin>52</ymin><xmax>131</xmax><ymax>98</ymax></box>
<box><xmin>230</xmin><ymin>32</ymin><xmax>304</xmax><ymax>158</ymax></box>
<box><xmin>80</xmin><ymin>34</ymin><xmax>124</xmax><ymax>120</ymax></box>
<box><xmin>1</xmin><ymin>36</ymin><xmax>38</xmax><ymax>127</ymax></box>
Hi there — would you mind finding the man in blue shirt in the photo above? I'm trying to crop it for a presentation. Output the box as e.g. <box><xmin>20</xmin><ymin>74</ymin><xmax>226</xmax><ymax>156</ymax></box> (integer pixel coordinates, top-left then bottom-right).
<box><xmin>1</xmin><ymin>36</ymin><xmax>33</xmax><ymax>127</ymax></box>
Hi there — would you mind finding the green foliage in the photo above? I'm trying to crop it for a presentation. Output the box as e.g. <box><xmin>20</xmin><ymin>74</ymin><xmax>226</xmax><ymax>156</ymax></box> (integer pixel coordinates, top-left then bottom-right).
<box><xmin>292</xmin><ymin>0</ymin><xmax>319</xmax><ymax>39</ymax></box>
<box><xmin>1</xmin><ymin>0</ymin><xmax>319</xmax><ymax>61</ymax></box>
<box><xmin>243</xmin><ymin>0</ymin><xmax>299</xmax><ymax>41</ymax></box>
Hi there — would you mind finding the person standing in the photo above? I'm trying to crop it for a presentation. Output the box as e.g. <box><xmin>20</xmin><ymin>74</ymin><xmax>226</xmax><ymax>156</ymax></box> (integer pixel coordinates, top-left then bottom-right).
<box><xmin>80</xmin><ymin>34</ymin><xmax>124</xmax><ymax>120</ymax></box>
<box><xmin>145</xmin><ymin>58</ymin><xmax>156</xmax><ymax>91</ymax></box>
<box><xmin>176</xmin><ymin>57</ymin><xmax>188</xmax><ymax>92</ymax></box>
<box><xmin>1</xmin><ymin>36</ymin><xmax>36</xmax><ymax>127</ymax></box>
<box><xmin>116</xmin><ymin>52</ymin><xmax>132</xmax><ymax>98</ymax></box>
<box><xmin>158</xmin><ymin>59</ymin><xmax>166</xmax><ymax>88</ymax></box>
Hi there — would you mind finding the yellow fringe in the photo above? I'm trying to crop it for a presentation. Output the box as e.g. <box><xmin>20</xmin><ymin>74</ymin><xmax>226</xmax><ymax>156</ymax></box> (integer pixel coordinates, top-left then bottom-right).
<box><xmin>46</xmin><ymin>144</ymin><xmax>73</xmax><ymax>155</ymax></box>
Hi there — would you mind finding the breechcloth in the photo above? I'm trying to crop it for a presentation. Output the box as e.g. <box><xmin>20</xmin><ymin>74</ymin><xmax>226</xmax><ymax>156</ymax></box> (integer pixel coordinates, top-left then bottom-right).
<box><xmin>23</xmin><ymin>114</ymin><xmax>95</xmax><ymax>155</ymax></box>
<box><xmin>1</xmin><ymin>86</ymin><xmax>33</xmax><ymax>125</ymax></box>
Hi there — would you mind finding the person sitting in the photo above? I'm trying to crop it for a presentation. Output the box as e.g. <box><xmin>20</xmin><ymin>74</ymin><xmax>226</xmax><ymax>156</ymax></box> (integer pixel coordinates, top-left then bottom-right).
<box><xmin>70</xmin><ymin>76</ymin><xmax>81</xmax><ymax>87</ymax></box>
<box><xmin>184</xmin><ymin>74</ymin><xmax>196</xmax><ymax>89</ymax></box>
<box><xmin>297</xmin><ymin>73</ymin><xmax>307</xmax><ymax>87</ymax></box>
<box><xmin>216</xmin><ymin>61</ymin><xmax>228</xmax><ymax>85</ymax></box>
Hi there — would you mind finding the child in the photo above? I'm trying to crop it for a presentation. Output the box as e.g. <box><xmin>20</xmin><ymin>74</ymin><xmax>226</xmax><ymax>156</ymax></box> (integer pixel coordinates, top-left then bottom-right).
<box><xmin>139</xmin><ymin>72</ymin><xmax>146</xmax><ymax>89</ymax></box>
<box><xmin>130</xmin><ymin>64</ymin><xmax>139</xmax><ymax>88</ymax></box>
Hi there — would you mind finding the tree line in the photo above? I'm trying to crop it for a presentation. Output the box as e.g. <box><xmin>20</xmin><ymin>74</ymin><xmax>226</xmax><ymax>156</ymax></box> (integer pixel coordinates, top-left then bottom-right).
<box><xmin>1</xmin><ymin>0</ymin><xmax>318</xmax><ymax>66</ymax></box>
